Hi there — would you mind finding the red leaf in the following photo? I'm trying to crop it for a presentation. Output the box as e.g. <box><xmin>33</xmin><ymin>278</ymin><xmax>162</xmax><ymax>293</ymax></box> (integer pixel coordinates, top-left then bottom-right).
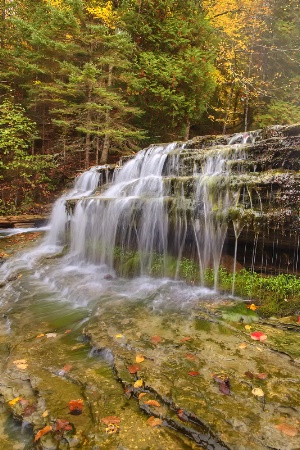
<box><xmin>128</xmin><ymin>364</ymin><xmax>140</xmax><ymax>374</ymax></box>
<box><xmin>188</xmin><ymin>371</ymin><xmax>199</xmax><ymax>377</ymax></box>
<box><xmin>101</xmin><ymin>416</ymin><xmax>121</xmax><ymax>425</ymax></box>
<box><xmin>151</xmin><ymin>335</ymin><xmax>162</xmax><ymax>344</ymax></box>
<box><xmin>251</xmin><ymin>331</ymin><xmax>267</xmax><ymax>341</ymax></box>
<box><xmin>186</xmin><ymin>353</ymin><xmax>196</xmax><ymax>360</ymax></box>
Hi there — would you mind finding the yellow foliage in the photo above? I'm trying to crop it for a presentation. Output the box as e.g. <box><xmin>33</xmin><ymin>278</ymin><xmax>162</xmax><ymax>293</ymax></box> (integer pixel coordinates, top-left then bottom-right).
<box><xmin>86</xmin><ymin>1</ymin><xmax>118</xmax><ymax>29</ymax></box>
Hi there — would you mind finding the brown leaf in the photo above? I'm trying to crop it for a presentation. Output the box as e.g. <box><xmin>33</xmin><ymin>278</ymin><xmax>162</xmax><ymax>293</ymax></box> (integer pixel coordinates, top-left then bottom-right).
<box><xmin>23</xmin><ymin>405</ymin><xmax>37</xmax><ymax>417</ymax></box>
<box><xmin>188</xmin><ymin>371</ymin><xmax>200</xmax><ymax>377</ymax></box>
<box><xmin>34</xmin><ymin>425</ymin><xmax>52</xmax><ymax>442</ymax></box>
<box><xmin>125</xmin><ymin>386</ymin><xmax>133</xmax><ymax>399</ymax></box>
<box><xmin>101</xmin><ymin>416</ymin><xmax>121</xmax><ymax>425</ymax></box>
<box><xmin>147</xmin><ymin>416</ymin><xmax>163</xmax><ymax>427</ymax></box>
<box><xmin>275</xmin><ymin>423</ymin><xmax>298</xmax><ymax>437</ymax></box>
<box><xmin>63</xmin><ymin>364</ymin><xmax>73</xmax><ymax>373</ymax></box>
<box><xmin>151</xmin><ymin>335</ymin><xmax>162</xmax><ymax>344</ymax></box>
<box><xmin>55</xmin><ymin>419</ymin><xmax>72</xmax><ymax>432</ymax></box>
<box><xmin>144</xmin><ymin>400</ymin><xmax>160</xmax><ymax>407</ymax></box>
<box><xmin>128</xmin><ymin>364</ymin><xmax>140</xmax><ymax>374</ymax></box>
<box><xmin>177</xmin><ymin>409</ymin><xmax>188</xmax><ymax>422</ymax></box>
<box><xmin>245</xmin><ymin>371</ymin><xmax>254</xmax><ymax>379</ymax></box>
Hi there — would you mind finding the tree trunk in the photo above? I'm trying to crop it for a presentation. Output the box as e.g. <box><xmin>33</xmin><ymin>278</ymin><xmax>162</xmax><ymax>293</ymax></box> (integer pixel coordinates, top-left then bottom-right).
<box><xmin>184</xmin><ymin>117</ymin><xmax>190</xmax><ymax>141</ymax></box>
<box><xmin>85</xmin><ymin>85</ymin><xmax>92</xmax><ymax>168</ymax></box>
<box><xmin>100</xmin><ymin>65</ymin><xmax>113</xmax><ymax>164</ymax></box>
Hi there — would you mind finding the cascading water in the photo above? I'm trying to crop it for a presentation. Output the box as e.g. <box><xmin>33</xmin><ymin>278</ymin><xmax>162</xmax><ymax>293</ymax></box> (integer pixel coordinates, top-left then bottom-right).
<box><xmin>44</xmin><ymin>140</ymin><xmax>247</xmax><ymax>288</ymax></box>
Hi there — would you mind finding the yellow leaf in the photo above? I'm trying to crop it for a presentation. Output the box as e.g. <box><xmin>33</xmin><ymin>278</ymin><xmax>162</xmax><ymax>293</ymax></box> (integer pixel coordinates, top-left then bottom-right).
<box><xmin>252</xmin><ymin>388</ymin><xmax>264</xmax><ymax>397</ymax></box>
<box><xmin>135</xmin><ymin>354</ymin><xmax>145</xmax><ymax>363</ymax></box>
<box><xmin>42</xmin><ymin>410</ymin><xmax>49</xmax><ymax>418</ymax></box>
<box><xmin>248</xmin><ymin>303</ymin><xmax>258</xmax><ymax>311</ymax></box>
<box><xmin>134</xmin><ymin>379</ymin><xmax>144</xmax><ymax>388</ymax></box>
<box><xmin>13</xmin><ymin>359</ymin><xmax>28</xmax><ymax>370</ymax></box>
<box><xmin>115</xmin><ymin>334</ymin><xmax>124</xmax><ymax>338</ymax></box>
<box><xmin>36</xmin><ymin>334</ymin><xmax>45</xmax><ymax>338</ymax></box>
<box><xmin>245</xmin><ymin>325</ymin><xmax>252</xmax><ymax>330</ymax></box>
<box><xmin>8</xmin><ymin>397</ymin><xmax>22</xmax><ymax>406</ymax></box>
<box><xmin>239</xmin><ymin>343</ymin><xmax>247</xmax><ymax>349</ymax></box>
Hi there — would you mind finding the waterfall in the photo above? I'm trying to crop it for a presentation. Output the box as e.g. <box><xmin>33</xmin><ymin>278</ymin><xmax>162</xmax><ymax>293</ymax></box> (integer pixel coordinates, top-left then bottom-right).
<box><xmin>42</xmin><ymin>141</ymin><xmax>246</xmax><ymax>286</ymax></box>
<box><xmin>45</xmin><ymin>166</ymin><xmax>103</xmax><ymax>248</ymax></box>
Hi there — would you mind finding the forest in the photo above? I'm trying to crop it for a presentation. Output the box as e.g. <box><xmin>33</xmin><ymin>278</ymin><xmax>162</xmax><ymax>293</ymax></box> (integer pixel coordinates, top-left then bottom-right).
<box><xmin>0</xmin><ymin>0</ymin><xmax>299</xmax><ymax>214</ymax></box>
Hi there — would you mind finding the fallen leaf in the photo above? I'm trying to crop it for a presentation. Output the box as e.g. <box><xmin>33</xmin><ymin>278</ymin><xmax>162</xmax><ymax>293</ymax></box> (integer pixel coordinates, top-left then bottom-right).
<box><xmin>64</xmin><ymin>330</ymin><xmax>71</xmax><ymax>333</ymax></box>
<box><xmin>135</xmin><ymin>354</ymin><xmax>145</xmax><ymax>363</ymax></box>
<box><xmin>252</xmin><ymin>388</ymin><xmax>264</xmax><ymax>397</ymax></box>
<box><xmin>251</xmin><ymin>331</ymin><xmax>267</xmax><ymax>341</ymax></box>
<box><xmin>188</xmin><ymin>371</ymin><xmax>200</xmax><ymax>377</ymax></box>
<box><xmin>255</xmin><ymin>372</ymin><xmax>268</xmax><ymax>380</ymax></box>
<box><xmin>151</xmin><ymin>335</ymin><xmax>162</xmax><ymax>344</ymax></box>
<box><xmin>105</xmin><ymin>423</ymin><xmax>120</xmax><ymax>434</ymax></box>
<box><xmin>128</xmin><ymin>364</ymin><xmax>140</xmax><ymax>374</ymax></box>
<box><xmin>239</xmin><ymin>343</ymin><xmax>247</xmax><ymax>349</ymax></box>
<box><xmin>245</xmin><ymin>371</ymin><xmax>254</xmax><ymax>379</ymax></box>
<box><xmin>125</xmin><ymin>386</ymin><xmax>133</xmax><ymax>399</ymax></box>
<box><xmin>256</xmin><ymin>346</ymin><xmax>263</xmax><ymax>352</ymax></box>
<box><xmin>219</xmin><ymin>381</ymin><xmax>231</xmax><ymax>395</ymax></box>
<box><xmin>68</xmin><ymin>399</ymin><xmax>83</xmax><ymax>415</ymax></box>
<box><xmin>24</xmin><ymin>405</ymin><xmax>37</xmax><ymax>416</ymax></box>
<box><xmin>177</xmin><ymin>409</ymin><xmax>188</xmax><ymax>422</ymax></box>
<box><xmin>134</xmin><ymin>379</ymin><xmax>144</xmax><ymax>388</ymax></box>
<box><xmin>63</xmin><ymin>364</ymin><xmax>73</xmax><ymax>373</ymax></box>
<box><xmin>138</xmin><ymin>393</ymin><xmax>147</xmax><ymax>400</ymax></box>
<box><xmin>8</xmin><ymin>397</ymin><xmax>22</xmax><ymax>406</ymax></box>
<box><xmin>13</xmin><ymin>359</ymin><xmax>28</xmax><ymax>370</ymax></box>
<box><xmin>275</xmin><ymin>423</ymin><xmax>298</xmax><ymax>437</ymax></box>
<box><xmin>147</xmin><ymin>416</ymin><xmax>163</xmax><ymax>427</ymax></box>
<box><xmin>34</xmin><ymin>425</ymin><xmax>52</xmax><ymax>442</ymax></box>
<box><xmin>46</xmin><ymin>333</ymin><xmax>57</xmax><ymax>338</ymax></box>
<box><xmin>186</xmin><ymin>353</ymin><xmax>196</xmax><ymax>360</ymax></box>
<box><xmin>36</xmin><ymin>334</ymin><xmax>45</xmax><ymax>338</ymax></box>
<box><xmin>245</xmin><ymin>325</ymin><xmax>252</xmax><ymax>330</ymax></box>
<box><xmin>144</xmin><ymin>400</ymin><xmax>161</xmax><ymax>407</ymax></box>
<box><xmin>42</xmin><ymin>410</ymin><xmax>49</xmax><ymax>418</ymax></box>
<box><xmin>115</xmin><ymin>334</ymin><xmax>124</xmax><ymax>338</ymax></box>
<box><xmin>55</xmin><ymin>419</ymin><xmax>72</xmax><ymax>432</ymax></box>
<box><xmin>181</xmin><ymin>336</ymin><xmax>192</xmax><ymax>342</ymax></box>
<box><xmin>298</xmin><ymin>316</ymin><xmax>300</xmax><ymax>323</ymax></box>
<box><xmin>101</xmin><ymin>416</ymin><xmax>121</xmax><ymax>425</ymax></box>
<box><xmin>247</xmin><ymin>303</ymin><xmax>258</xmax><ymax>311</ymax></box>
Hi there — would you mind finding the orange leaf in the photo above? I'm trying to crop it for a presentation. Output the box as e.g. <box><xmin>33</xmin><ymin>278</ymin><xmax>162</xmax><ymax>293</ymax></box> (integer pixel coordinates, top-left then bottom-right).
<box><xmin>68</xmin><ymin>399</ymin><xmax>83</xmax><ymax>415</ymax></box>
<box><xmin>34</xmin><ymin>425</ymin><xmax>52</xmax><ymax>442</ymax></box>
<box><xmin>63</xmin><ymin>364</ymin><xmax>73</xmax><ymax>373</ymax></box>
<box><xmin>188</xmin><ymin>371</ymin><xmax>199</xmax><ymax>376</ymax></box>
<box><xmin>101</xmin><ymin>416</ymin><xmax>121</xmax><ymax>425</ymax></box>
<box><xmin>144</xmin><ymin>400</ymin><xmax>160</xmax><ymax>407</ymax></box>
<box><xmin>275</xmin><ymin>423</ymin><xmax>298</xmax><ymax>436</ymax></box>
<box><xmin>128</xmin><ymin>364</ymin><xmax>140</xmax><ymax>374</ymax></box>
<box><xmin>186</xmin><ymin>353</ymin><xmax>196</xmax><ymax>360</ymax></box>
<box><xmin>138</xmin><ymin>393</ymin><xmax>147</xmax><ymax>400</ymax></box>
<box><xmin>147</xmin><ymin>416</ymin><xmax>163</xmax><ymax>427</ymax></box>
<box><xmin>255</xmin><ymin>372</ymin><xmax>268</xmax><ymax>380</ymax></box>
<box><xmin>181</xmin><ymin>336</ymin><xmax>191</xmax><ymax>342</ymax></box>
<box><xmin>151</xmin><ymin>335</ymin><xmax>162</xmax><ymax>344</ymax></box>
